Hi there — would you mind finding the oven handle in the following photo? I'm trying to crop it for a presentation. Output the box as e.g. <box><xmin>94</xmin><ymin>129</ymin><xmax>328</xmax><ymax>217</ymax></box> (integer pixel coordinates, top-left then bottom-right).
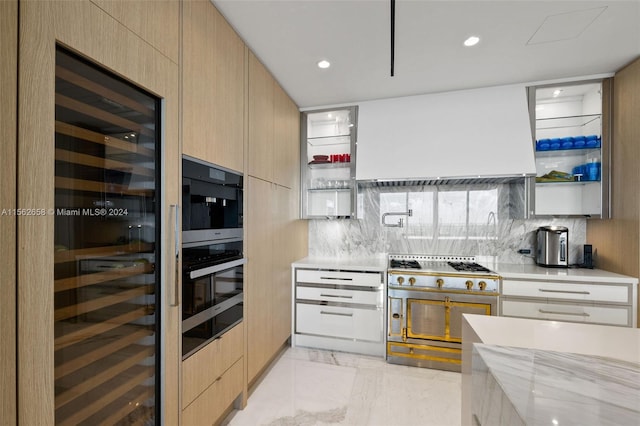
<box><xmin>320</xmin><ymin>311</ymin><xmax>353</xmax><ymax>317</ymax></box>
<box><xmin>190</xmin><ymin>258</ymin><xmax>246</xmax><ymax>279</ymax></box>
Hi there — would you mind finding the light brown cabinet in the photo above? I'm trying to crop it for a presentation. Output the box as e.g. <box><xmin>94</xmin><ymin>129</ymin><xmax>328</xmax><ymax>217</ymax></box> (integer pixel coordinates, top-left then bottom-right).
<box><xmin>91</xmin><ymin>0</ymin><xmax>180</xmax><ymax>62</ymax></box>
<box><xmin>16</xmin><ymin>1</ymin><xmax>181</xmax><ymax>424</ymax></box>
<box><xmin>274</xmin><ymin>83</ymin><xmax>301</xmax><ymax>188</ymax></box>
<box><xmin>248</xmin><ymin>52</ymin><xmax>276</xmax><ymax>182</ymax></box>
<box><xmin>246</xmin><ymin>178</ymin><xmax>303</xmax><ymax>384</ymax></box>
<box><xmin>248</xmin><ymin>53</ymin><xmax>300</xmax><ymax>188</ymax></box>
<box><xmin>245</xmin><ymin>47</ymin><xmax>306</xmax><ymax>386</ymax></box>
<box><xmin>183</xmin><ymin>0</ymin><xmax>245</xmax><ymax>173</ymax></box>
<box><xmin>0</xmin><ymin>1</ymin><xmax>17</xmax><ymax>424</ymax></box>
<box><xmin>182</xmin><ymin>323</ymin><xmax>244</xmax><ymax>423</ymax></box>
<box><xmin>587</xmin><ymin>57</ymin><xmax>640</xmax><ymax>326</ymax></box>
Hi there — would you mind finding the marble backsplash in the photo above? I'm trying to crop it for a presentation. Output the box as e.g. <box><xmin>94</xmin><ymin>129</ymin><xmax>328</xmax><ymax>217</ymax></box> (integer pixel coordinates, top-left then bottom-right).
<box><xmin>308</xmin><ymin>182</ymin><xmax>587</xmax><ymax>265</ymax></box>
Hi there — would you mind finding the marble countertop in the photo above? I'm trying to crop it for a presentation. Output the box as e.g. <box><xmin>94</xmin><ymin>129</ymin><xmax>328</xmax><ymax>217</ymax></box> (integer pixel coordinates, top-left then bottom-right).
<box><xmin>472</xmin><ymin>343</ymin><xmax>640</xmax><ymax>426</ymax></box>
<box><xmin>291</xmin><ymin>256</ymin><xmax>387</xmax><ymax>272</ymax></box>
<box><xmin>291</xmin><ymin>255</ymin><xmax>638</xmax><ymax>284</ymax></box>
<box><xmin>463</xmin><ymin>314</ymin><xmax>640</xmax><ymax>365</ymax></box>
<box><xmin>495</xmin><ymin>263</ymin><xmax>638</xmax><ymax>284</ymax></box>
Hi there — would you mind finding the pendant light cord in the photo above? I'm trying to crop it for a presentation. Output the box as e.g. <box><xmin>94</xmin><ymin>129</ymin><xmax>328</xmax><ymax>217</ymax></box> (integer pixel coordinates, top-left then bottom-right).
<box><xmin>391</xmin><ymin>0</ymin><xmax>395</xmax><ymax>77</ymax></box>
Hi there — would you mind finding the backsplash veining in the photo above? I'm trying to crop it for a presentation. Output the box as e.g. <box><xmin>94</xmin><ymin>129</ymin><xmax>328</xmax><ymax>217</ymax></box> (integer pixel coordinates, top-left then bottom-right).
<box><xmin>308</xmin><ymin>183</ymin><xmax>587</xmax><ymax>265</ymax></box>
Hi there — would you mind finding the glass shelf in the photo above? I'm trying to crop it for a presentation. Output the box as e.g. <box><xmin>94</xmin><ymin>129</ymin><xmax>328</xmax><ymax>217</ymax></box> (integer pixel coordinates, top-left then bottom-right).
<box><xmin>307</xmin><ymin>135</ymin><xmax>351</xmax><ymax>147</ymax></box>
<box><xmin>535</xmin><ymin>114</ymin><xmax>601</xmax><ymax>131</ymax></box>
<box><xmin>309</xmin><ymin>188</ymin><xmax>352</xmax><ymax>192</ymax></box>
<box><xmin>535</xmin><ymin>146</ymin><xmax>601</xmax><ymax>158</ymax></box>
<box><xmin>535</xmin><ymin>180</ymin><xmax>600</xmax><ymax>186</ymax></box>
<box><xmin>307</xmin><ymin>161</ymin><xmax>351</xmax><ymax>169</ymax></box>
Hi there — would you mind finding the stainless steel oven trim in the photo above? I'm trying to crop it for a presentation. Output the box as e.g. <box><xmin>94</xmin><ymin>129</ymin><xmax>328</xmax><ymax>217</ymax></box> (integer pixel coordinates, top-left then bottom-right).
<box><xmin>182</xmin><ymin>228</ymin><xmax>243</xmax><ymax>246</ymax></box>
<box><xmin>182</xmin><ymin>292</ymin><xmax>243</xmax><ymax>332</ymax></box>
<box><xmin>387</xmin><ymin>285</ymin><xmax>499</xmax><ymax>297</ymax></box>
<box><xmin>189</xmin><ymin>258</ymin><xmax>246</xmax><ymax>279</ymax></box>
<box><xmin>388</xmin><ymin>270</ymin><xmax>500</xmax><ymax>280</ymax></box>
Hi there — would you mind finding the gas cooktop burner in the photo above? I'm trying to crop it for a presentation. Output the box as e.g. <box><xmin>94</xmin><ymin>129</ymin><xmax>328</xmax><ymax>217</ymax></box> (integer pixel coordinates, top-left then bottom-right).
<box><xmin>447</xmin><ymin>261</ymin><xmax>492</xmax><ymax>273</ymax></box>
<box><xmin>389</xmin><ymin>259</ymin><xmax>422</xmax><ymax>269</ymax></box>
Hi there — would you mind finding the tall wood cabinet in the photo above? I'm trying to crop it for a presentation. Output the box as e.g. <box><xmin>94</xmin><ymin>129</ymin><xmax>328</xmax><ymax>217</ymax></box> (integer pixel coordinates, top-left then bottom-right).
<box><xmin>9</xmin><ymin>1</ymin><xmax>307</xmax><ymax>423</ymax></box>
<box><xmin>16</xmin><ymin>1</ymin><xmax>181</xmax><ymax>424</ymax></box>
<box><xmin>182</xmin><ymin>0</ymin><xmax>245</xmax><ymax>173</ymax></box>
<box><xmin>246</xmin><ymin>179</ymin><xmax>303</xmax><ymax>384</ymax></box>
<box><xmin>248</xmin><ymin>52</ymin><xmax>276</xmax><ymax>182</ymax></box>
<box><xmin>587</xmin><ymin>57</ymin><xmax>640</xmax><ymax>327</ymax></box>
<box><xmin>246</xmin><ymin>52</ymin><xmax>305</xmax><ymax>385</ymax></box>
<box><xmin>0</xmin><ymin>1</ymin><xmax>17</xmax><ymax>424</ymax></box>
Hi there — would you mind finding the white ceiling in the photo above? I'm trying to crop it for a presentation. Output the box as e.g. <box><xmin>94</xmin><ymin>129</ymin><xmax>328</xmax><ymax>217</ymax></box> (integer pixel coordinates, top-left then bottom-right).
<box><xmin>212</xmin><ymin>0</ymin><xmax>640</xmax><ymax>108</ymax></box>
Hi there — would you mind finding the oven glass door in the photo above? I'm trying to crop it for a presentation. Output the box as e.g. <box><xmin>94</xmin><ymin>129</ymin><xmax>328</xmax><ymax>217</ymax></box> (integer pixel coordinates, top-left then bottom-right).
<box><xmin>182</xmin><ymin>262</ymin><xmax>243</xmax><ymax>359</ymax></box>
<box><xmin>407</xmin><ymin>298</ymin><xmax>491</xmax><ymax>342</ymax></box>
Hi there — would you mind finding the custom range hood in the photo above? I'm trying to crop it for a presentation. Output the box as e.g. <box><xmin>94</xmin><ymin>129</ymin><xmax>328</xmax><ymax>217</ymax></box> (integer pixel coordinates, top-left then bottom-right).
<box><xmin>355</xmin><ymin>84</ymin><xmax>536</xmax><ymax>185</ymax></box>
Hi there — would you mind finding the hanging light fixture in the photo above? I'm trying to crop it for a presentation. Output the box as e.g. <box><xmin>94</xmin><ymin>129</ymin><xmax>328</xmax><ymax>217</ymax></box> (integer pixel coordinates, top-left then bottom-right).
<box><xmin>390</xmin><ymin>0</ymin><xmax>396</xmax><ymax>77</ymax></box>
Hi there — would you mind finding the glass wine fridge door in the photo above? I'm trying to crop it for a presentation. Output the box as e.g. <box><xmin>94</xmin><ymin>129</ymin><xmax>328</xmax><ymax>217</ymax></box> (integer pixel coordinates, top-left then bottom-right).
<box><xmin>53</xmin><ymin>47</ymin><xmax>160</xmax><ymax>425</ymax></box>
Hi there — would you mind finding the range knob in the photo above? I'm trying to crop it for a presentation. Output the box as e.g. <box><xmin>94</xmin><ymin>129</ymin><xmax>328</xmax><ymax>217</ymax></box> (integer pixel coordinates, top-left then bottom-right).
<box><xmin>436</xmin><ymin>278</ymin><xmax>444</xmax><ymax>289</ymax></box>
<box><xmin>479</xmin><ymin>281</ymin><xmax>487</xmax><ymax>291</ymax></box>
<box><xmin>465</xmin><ymin>280</ymin><xmax>473</xmax><ymax>290</ymax></box>
<box><xmin>397</xmin><ymin>277</ymin><xmax>405</xmax><ymax>285</ymax></box>
<box><xmin>409</xmin><ymin>277</ymin><xmax>416</xmax><ymax>286</ymax></box>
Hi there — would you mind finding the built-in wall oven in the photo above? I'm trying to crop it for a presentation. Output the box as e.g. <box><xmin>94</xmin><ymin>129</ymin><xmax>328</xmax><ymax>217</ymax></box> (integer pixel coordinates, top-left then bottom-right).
<box><xmin>387</xmin><ymin>255</ymin><xmax>499</xmax><ymax>372</ymax></box>
<box><xmin>181</xmin><ymin>156</ymin><xmax>244</xmax><ymax>359</ymax></box>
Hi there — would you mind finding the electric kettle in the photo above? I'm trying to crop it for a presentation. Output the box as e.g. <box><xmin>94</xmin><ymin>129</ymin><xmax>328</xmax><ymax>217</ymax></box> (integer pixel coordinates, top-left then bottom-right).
<box><xmin>536</xmin><ymin>226</ymin><xmax>569</xmax><ymax>267</ymax></box>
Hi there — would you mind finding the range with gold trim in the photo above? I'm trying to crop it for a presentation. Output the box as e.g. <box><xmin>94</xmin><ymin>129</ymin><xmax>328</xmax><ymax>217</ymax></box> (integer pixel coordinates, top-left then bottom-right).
<box><xmin>387</xmin><ymin>254</ymin><xmax>499</xmax><ymax>371</ymax></box>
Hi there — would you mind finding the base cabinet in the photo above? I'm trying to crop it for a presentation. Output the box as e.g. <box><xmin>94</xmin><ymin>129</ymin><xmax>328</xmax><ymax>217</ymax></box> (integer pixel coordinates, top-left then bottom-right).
<box><xmin>182</xmin><ymin>323</ymin><xmax>244</xmax><ymax>424</ymax></box>
<box><xmin>292</xmin><ymin>267</ymin><xmax>385</xmax><ymax>356</ymax></box>
<box><xmin>182</xmin><ymin>359</ymin><xmax>243</xmax><ymax>426</ymax></box>
<box><xmin>500</xmin><ymin>278</ymin><xmax>637</xmax><ymax>327</ymax></box>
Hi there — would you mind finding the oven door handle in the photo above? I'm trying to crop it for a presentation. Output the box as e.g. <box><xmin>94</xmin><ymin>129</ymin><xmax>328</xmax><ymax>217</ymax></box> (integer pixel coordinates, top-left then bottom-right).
<box><xmin>189</xmin><ymin>258</ymin><xmax>246</xmax><ymax>279</ymax></box>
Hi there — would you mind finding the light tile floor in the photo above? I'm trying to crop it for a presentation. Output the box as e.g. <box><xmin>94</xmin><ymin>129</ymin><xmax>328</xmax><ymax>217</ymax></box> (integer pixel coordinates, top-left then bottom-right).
<box><xmin>225</xmin><ymin>347</ymin><xmax>461</xmax><ymax>426</ymax></box>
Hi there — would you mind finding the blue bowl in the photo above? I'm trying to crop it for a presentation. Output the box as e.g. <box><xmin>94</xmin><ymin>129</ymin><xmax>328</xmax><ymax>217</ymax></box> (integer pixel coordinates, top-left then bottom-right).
<box><xmin>573</xmin><ymin>135</ymin><xmax>586</xmax><ymax>142</ymax></box>
<box><xmin>562</xmin><ymin>141</ymin><xmax>574</xmax><ymax>149</ymax></box>
<box><xmin>537</xmin><ymin>143</ymin><xmax>550</xmax><ymax>151</ymax></box>
<box><xmin>550</xmin><ymin>143</ymin><xmax>561</xmax><ymax>150</ymax></box>
<box><xmin>574</xmin><ymin>140</ymin><xmax>586</xmax><ymax>148</ymax></box>
<box><xmin>585</xmin><ymin>135</ymin><xmax>599</xmax><ymax>141</ymax></box>
<box><xmin>586</xmin><ymin>140</ymin><xmax>600</xmax><ymax>148</ymax></box>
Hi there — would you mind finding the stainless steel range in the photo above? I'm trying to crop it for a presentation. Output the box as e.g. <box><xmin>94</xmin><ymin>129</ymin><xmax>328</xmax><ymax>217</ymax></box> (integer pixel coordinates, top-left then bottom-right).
<box><xmin>386</xmin><ymin>254</ymin><xmax>500</xmax><ymax>372</ymax></box>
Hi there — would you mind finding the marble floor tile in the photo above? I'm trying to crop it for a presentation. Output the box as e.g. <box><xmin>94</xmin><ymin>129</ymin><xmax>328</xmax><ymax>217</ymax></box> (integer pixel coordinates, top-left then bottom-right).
<box><xmin>225</xmin><ymin>347</ymin><xmax>461</xmax><ymax>426</ymax></box>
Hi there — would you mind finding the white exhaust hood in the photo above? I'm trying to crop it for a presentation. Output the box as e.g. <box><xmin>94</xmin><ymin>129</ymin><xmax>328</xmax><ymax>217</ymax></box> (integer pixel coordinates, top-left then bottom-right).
<box><xmin>355</xmin><ymin>84</ymin><xmax>536</xmax><ymax>184</ymax></box>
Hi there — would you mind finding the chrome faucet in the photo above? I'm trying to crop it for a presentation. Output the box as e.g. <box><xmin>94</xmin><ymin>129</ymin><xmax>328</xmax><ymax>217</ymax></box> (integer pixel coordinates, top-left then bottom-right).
<box><xmin>381</xmin><ymin>209</ymin><xmax>413</xmax><ymax>227</ymax></box>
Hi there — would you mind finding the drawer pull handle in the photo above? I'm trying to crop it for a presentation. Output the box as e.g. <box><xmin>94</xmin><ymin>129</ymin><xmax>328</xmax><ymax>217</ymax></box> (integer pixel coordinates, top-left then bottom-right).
<box><xmin>538</xmin><ymin>309</ymin><xmax>590</xmax><ymax>317</ymax></box>
<box><xmin>392</xmin><ymin>313</ymin><xmax>400</xmax><ymax>319</ymax></box>
<box><xmin>320</xmin><ymin>294</ymin><xmax>353</xmax><ymax>299</ymax></box>
<box><xmin>320</xmin><ymin>311</ymin><xmax>353</xmax><ymax>317</ymax></box>
<box><xmin>538</xmin><ymin>289</ymin><xmax>590</xmax><ymax>295</ymax></box>
<box><xmin>321</xmin><ymin>277</ymin><xmax>353</xmax><ymax>281</ymax></box>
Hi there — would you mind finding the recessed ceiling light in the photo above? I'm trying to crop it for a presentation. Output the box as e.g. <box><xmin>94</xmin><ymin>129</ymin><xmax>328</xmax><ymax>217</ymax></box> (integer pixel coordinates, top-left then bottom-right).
<box><xmin>553</xmin><ymin>89</ymin><xmax>563</xmax><ymax>97</ymax></box>
<box><xmin>317</xmin><ymin>60</ymin><xmax>331</xmax><ymax>69</ymax></box>
<box><xmin>463</xmin><ymin>36</ymin><xmax>480</xmax><ymax>47</ymax></box>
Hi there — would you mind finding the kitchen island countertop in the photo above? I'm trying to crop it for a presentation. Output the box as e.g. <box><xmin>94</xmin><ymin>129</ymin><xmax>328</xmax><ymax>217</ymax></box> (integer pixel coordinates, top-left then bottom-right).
<box><xmin>462</xmin><ymin>315</ymin><xmax>640</xmax><ymax>426</ymax></box>
<box><xmin>471</xmin><ymin>343</ymin><xmax>640</xmax><ymax>426</ymax></box>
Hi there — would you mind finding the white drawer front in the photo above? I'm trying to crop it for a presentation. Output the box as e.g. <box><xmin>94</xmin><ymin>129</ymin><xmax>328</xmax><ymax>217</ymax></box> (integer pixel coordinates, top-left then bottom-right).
<box><xmin>501</xmin><ymin>280</ymin><xmax>630</xmax><ymax>304</ymax></box>
<box><xmin>501</xmin><ymin>299</ymin><xmax>631</xmax><ymax>326</ymax></box>
<box><xmin>296</xmin><ymin>269</ymin><xmax>382</xmax><ymax>287</ymax></box>
<box><xmin>296</xmin><ymin>286</ymin><xmax>381</xmax><ymax>306</ymax></box>
<box><xmin>296</xmin><ymin>303</ymin><xmax>383</xmax><ymax>342</ymax></box>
